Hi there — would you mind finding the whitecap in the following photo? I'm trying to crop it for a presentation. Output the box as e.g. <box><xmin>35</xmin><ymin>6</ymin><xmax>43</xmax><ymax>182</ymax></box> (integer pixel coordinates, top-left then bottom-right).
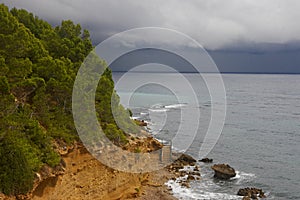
<box><xmin>140</xmin><ymin>112</ymin><xmax>149</xmax><ymax>116</ymax></box>
<box><xmin>148</xmin><ymin>108</ymin><xmax>169</xmax><ymax>112</ymax></box>
<box><xmin>156</xmin><ymin>139</ymin><xmax>171</xmax><ymax>145</ymax></box>
<box><xmin>166</xmin><ymin>180</ymin><xmax>242</xmax><ymax>200</ymax></box>
<box><xmin>164</xmin><ymin>103</ymin><xmax>187</xmax><ymax>109</ymax></box>
<box><xmin>231</xmin><ymin>171</ymin><xmax>256</xmax><ymax>184</ymax></box>
<box><xmin>150</xmin><ymin>104</ymin><xmax>164</xmax><ymax>109</ymax></box>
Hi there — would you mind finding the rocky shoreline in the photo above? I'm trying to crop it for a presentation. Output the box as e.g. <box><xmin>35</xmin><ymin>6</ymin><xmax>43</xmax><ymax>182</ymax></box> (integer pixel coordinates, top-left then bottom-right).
<box><xmin>0</xmin><ymin>126</ymin><xmax>267</xmax><ymax>200</ymax></box>
<box><xmin>0</xmin><ymin>137</ymin><xmax>198</xmax><ymax>200</ymax></box>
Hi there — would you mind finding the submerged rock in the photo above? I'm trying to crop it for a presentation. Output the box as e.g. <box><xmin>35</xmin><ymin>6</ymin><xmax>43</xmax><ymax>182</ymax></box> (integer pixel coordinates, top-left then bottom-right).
<box><xmin>237</xmin><ymin>187</ymin><xmax>266</xmax><ymax>199</ymax></box>
<box><xmin>211</xmin><ymin>164</ymin><xmax>236</xmax><ymax>180</ymax></box>
<box><xmin>199</xmin><ymin>158</ymin><xmax>213</xmax><ymax>163</ymax></box>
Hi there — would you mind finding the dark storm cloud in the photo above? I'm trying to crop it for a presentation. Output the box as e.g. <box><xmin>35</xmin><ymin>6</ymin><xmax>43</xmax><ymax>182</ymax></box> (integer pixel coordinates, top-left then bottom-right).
<box><xmin>3</xmin><ymin>0</ymin><xmax>300</xmax><ymax>50</ymax></box>
<box><xmin>3</xmin><ymin>0</ymin><xmax>300</xmax><ymax>73</ymax></box>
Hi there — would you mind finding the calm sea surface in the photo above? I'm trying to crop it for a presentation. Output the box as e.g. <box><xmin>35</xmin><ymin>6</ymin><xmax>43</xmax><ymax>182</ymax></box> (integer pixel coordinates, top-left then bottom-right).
<box><xmin>113</xmin><ymin>73</ymin><xmax>300</xmax><ymax>200</ymax></box>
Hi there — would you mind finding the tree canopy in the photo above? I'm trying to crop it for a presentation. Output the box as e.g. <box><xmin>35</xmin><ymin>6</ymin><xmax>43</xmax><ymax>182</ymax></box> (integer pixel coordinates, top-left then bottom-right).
<box><xmin>0</xmin><ymin>4</ymin><xmax>138</xmax><ymax>195</ymax></box>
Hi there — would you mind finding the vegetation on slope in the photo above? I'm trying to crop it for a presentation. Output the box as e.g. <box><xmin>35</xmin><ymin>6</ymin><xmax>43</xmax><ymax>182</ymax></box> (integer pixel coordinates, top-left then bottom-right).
<box><xmin>0</xmin><ymin>4</ymin><xmax>138</xmax><ymax>195</ymax></box>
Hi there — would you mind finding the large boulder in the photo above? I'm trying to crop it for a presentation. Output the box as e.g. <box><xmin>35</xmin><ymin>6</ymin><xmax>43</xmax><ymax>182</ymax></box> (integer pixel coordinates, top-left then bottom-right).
<box><xmin>211</xmin><ymin>164</ymin><xmax>236</xmax><ymax>180</ymax></box>
<box><xmin>237</xmin><ymin>187</ymin><xmax>266</xmax><ymax>199</ymax></box>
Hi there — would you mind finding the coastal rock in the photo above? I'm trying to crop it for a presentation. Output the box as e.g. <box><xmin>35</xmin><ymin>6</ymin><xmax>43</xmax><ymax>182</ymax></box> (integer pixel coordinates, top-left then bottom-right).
<box><xmin>134</xmin><ymin>119</ymin><xmax>147</xmax><ymax>126</ymax></box>
<box><xmin>211</xmin><ymin>164</ymin><xmax>236</xmax><ymax>180</ymax></box>
<box><xmin>237</xmin><ymin>187</ymin><xmax>266</xmax><ymax>199</ymax></box>
<box><xmin>175</xmin><ymin>154</ymin><xmax>197</xmax><ymax>165</ymax></box>
<box><xmin>180</xmin><ymin>182</ymin><xmax>190</xmax><ymax>188</ymax></box>
<box><xmin>190</xmin><ymin>171</ymin><xmax>201</xmax><ymax>176</ymax></box>
<box><xmin>199</xmin><ymin>158</ymin><xmax>213</xmax><ymax>163</ymax></box>
<box><xmin>123</xmin><ymin>136</ymin><xmax>163</xmax><ymax>153</ymax></box>
<box><xmin>242</xmin><ymin>196</ymin><xmax>251</xmax><ymax>200</ymax></box>
<box><xmin>166</xmin><ymin>154</ymin><xmax>201</xmax><ymax>191</ymax></box>
<box><xmin>187</xmin><ymin>175</ymin><xmax>195</xmax><ymax>181</ymax></box>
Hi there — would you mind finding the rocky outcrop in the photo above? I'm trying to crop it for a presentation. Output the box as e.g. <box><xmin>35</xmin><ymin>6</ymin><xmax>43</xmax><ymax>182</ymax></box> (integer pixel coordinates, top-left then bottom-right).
<box><xmin>0</xmin><ymin>135</ymin><xmax>178</xmax><ymax>200</ymax></box>
<box><xmin>123</xmin><ymin>136</ymin><xmax>163</xmax><ymax>153</ymax></box>
<box><xmin>237</xmin><ymin>187</ymin><xmax>266</xmax><ymax>199</ymax></box>
<box><xmin>175</xmin><ymin>154</ymin><xmax>197</xmax><ymax>165</ymax></box>
<box><xmin>199</xmin><ymin>158</ymin><xmax>213</xmax><ymax>163</ymax></box>
<box><xmin>211</xmin><ymin>164</ymin><xmax>236</xmax><ymax>180</ymax></box>
<box><xmin>166</xmin><ymin>154</ymin><xmax>201</xmax><ymax>189</ymax></box>
<box><xmin>167</xmin><ymin>154</ymin><xmax>197</xmax><ymax>172</ymax></box>
<box><xmin>31</xmin><ymin>143</ymin><xmax>177</xmax><ymax>200</ymax></box>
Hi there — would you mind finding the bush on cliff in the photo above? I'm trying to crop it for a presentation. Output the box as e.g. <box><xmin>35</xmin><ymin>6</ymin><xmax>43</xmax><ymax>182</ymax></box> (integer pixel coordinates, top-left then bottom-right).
<box><xmin>0</xmin><ymin>4</ymin><xmax>138</xmax><ymax>195</ymax></box>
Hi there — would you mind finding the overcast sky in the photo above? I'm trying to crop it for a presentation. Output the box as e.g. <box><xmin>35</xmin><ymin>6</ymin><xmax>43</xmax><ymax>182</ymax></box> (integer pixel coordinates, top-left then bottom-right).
<box><xmin>3</xmin><ymin>0</ymin><xmax>300</xmax><ymax>73</ymax></box>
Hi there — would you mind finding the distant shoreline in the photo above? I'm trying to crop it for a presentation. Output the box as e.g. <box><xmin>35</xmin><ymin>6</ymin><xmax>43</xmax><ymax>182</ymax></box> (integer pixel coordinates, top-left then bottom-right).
<box><xmin>111</xmin><ymin>71</ymin><xmax>300</xmax><ymax>75</ymax></box>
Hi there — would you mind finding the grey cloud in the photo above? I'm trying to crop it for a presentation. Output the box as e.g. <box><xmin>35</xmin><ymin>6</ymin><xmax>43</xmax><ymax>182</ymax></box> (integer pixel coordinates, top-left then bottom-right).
<box><xmin>3</xmin><ymin>0</ymin><xmax>300</xmax><ymax>73</ymax></box>
<box><xmin>3</xmin><ymin>0</ymin><xmax>300</xmax><ymax>51</ymax></box>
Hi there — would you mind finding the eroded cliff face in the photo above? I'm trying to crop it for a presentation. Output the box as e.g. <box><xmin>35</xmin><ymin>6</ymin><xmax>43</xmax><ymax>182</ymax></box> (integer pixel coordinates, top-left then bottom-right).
<box><xmin>31</xmin><ymin>143</ymin><xmax>143</xmax><ymax>200</ymax></box>
<box><xmin>27</xmin><ymin>141</ymin><xmax>175</xmax><ymax>200</ymax></box>
<box><xmin>0</xmin><ymin>136</ymin><xmax>179</xmax><ymax>200</ymax></box>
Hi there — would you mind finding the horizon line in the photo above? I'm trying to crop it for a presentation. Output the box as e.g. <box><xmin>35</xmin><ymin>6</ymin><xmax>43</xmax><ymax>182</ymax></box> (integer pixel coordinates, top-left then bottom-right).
<box><xmin>111</xmin><ymin>71</ymin><xmax>300</xmax><ymax>75</ymax></box>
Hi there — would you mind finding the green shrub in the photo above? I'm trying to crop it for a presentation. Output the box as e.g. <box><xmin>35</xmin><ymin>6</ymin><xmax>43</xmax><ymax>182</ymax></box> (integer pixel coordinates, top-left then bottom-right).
<box><xmin>0</xmin><ymin>132</ymin><xmax>39</xmax><ymax>195</ymax></box>
<box><xmin>103</xmin><ymin>123</ymin><xmax>128</xmax><ymax>145</ymax></box>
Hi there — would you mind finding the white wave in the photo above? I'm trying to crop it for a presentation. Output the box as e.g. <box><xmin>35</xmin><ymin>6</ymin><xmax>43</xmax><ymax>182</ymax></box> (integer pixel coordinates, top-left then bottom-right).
<box><xmin>150</xmin><ymin>104</ymin><xmax>164</xmax><ymax>109</ymax></box>
<box><xmin>156</xmin><ymin>138</ymin><xmax>171</xmax><ymax>145</ymax></box>
<box><xmin>130</xmin><ymin>116</ymin><xmax>140</xmax><ymax>120</ymax></box>
<box><xmin>179</xmin><ymin>165</ymin><xmax>196</xmax><ymax>172</ymax></box>
<box><xmin>148</xmin><ymin>108</ymin><xmax>169</xmax><ymax>112</ymax></box>
<box><xmin>142</xmin><ymin>120</ymin><xmax>150</xmax><ymax>124</ymax></box>
<box><xmin>166</xmin><ymin>180</ymin><xmax>242</xmax><ymax>200</ymax></box>
<box><xmin>140</xmin><ymin>112</ymin><xmax>149</xmax><ymax>116</ymax></box>
<box><xmin>171</xmin><ymin>146</ymin><xmax>185</xmax><ymax>153</ymax></box>
<box><xmin>164</xmin><ymin>103</ymin><xmax>187</xmax><ymax>109</ymax></box>
<box><xmin>231</xmin><ymin>171</ymin><xmax>256</xmax><ymax>184</ymax></box>
<box><xmin>165</xmin><ymin>170</ymin><xmax>257</xmax><ymax>200</ymax></box>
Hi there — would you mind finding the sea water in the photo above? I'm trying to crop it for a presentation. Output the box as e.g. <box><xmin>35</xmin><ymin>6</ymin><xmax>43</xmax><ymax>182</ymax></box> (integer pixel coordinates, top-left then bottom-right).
<box><xmin>113</xmin><ymin>73</ymin><xmax>300</xmax><ymax>200</ymax></box>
